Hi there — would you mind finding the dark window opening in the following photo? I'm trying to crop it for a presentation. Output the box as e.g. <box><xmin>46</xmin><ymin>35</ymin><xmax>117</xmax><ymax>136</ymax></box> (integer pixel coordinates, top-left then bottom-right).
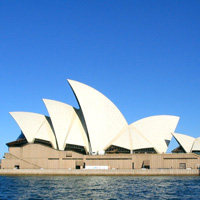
<box><xmin>34</xmin><ymin>139</ymin><xmax>52</xmax><ymax>148</ymax></box>
<box><xmin>17</xmin><ymin>132</ymin><xmax>26</xmax><ymax>140</ymax></box>
<box><xmin>7</xmin><ymin>138</ymin><xmax>28</xmax><ymax>147</ymax></box>
<box><xmin>192</xmin><ymin>151</ymin><xmax>200</xmax><ymax>155</ymax></box>
<box><xmin>14</xmin><ymin>165</ymin><xmax>20</xmax><ymax>169</ymax></box>
<box><xmin>172</xmin><ymin>145</ymin><xmax>186</xmax><ymax>153</ymax></box>
<box><xmin>133</xmin><ymin>148</ymin><xmax>157</xmax><ymax>154</ymax></box>
<box><xmin>64</xmin><ymin>144</ymin><xmax>86</xmax><ymax>155</ymax></box>
<box><xmin>179</xmin><ymin>163</ymin><xmax>186</xmax><ymax>169</ymax></box>
<box><xmin>132</xmin><ymin>162</ymin><xmax>134</xmax><ymax>169</ymax></box>
<box><xmin>105</xmin><ymin>145</ymin><xmax>130</xmax><ymax>154</ymax></box>
<box><xmin>142</xmin><ymin>160</ymin><xmax>150</xmax><ymax>169</ymax></box>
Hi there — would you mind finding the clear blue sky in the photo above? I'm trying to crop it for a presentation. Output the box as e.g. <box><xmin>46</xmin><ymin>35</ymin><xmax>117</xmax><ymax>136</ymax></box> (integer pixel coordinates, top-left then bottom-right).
<box><xmin>1</xmin><ymin>0</ymin><xmax>200</xmax><ymax>158</ymax></box>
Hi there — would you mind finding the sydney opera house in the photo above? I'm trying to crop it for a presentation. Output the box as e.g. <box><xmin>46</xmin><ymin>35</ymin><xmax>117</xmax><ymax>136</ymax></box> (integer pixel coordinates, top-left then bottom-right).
<box><xmin>1</xmin><ymin>80</ymin><xmax>200</xmax><ymax>170</ymax></box>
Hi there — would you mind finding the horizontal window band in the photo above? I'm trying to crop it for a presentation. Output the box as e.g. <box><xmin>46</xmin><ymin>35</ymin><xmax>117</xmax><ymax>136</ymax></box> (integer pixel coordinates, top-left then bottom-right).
<box><xmin>62</xmin><ymin>158</ymin><xmax>83</xmax><ymax>160</ymax></box>
<box><xmin>164</xmin><ymin>158</ymin><xmax>197</xmax><ymax>160</ymax></box>
<box><xmin>86</xmin><ymin>158</ymin><xmax>132</xmax><ymax>160</ymax></box>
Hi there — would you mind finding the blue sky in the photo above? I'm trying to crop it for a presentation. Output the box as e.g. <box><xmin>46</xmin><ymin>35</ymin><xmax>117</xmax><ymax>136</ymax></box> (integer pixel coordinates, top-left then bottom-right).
<box><xmin>0</xmin><ymin>0</ymin><xmax>200</xmax><ymax>158</ymax></box>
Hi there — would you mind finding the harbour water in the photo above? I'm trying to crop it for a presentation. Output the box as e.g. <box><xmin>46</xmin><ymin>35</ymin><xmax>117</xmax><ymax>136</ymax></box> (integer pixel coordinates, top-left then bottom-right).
<box><xmin>0</xmin><ymin>176</ymin><xmax>200</xmax><ymax>199</ymax></box>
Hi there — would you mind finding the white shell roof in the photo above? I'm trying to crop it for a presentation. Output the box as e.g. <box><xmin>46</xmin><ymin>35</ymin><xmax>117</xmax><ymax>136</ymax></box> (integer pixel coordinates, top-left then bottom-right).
<box><xmin>9</xmin><ymin>80</ymin><xmax>185</xmax><ymax>155</ymax></box>
<box><xmin>130</xmin><ymin>127</ymin><xmax>154</xmax><ymax>150</ymax></box>
<box><xmin>192</xmin><ymin>137</ymin><xmax>200</xmax><ymax>151</ymax></box>
<box><xmin>172</xmin><ymin>133</ymin><xmax>195</xmax><ymax>153</ymax></box>
<box><xmin>129</xmin><ymin>115</ymin><xmax>180</xmax><ymax>153</ymax></box>
<box><xmin>43</xmin><ymin>99</ymin><xmax>89</xmax><ymax>151</ymax></box>
<box><xmin>9</xmin><ymin>112</ymin><xmax>57</xmax><ymax>149</ymax></box>
<box><xmin>112</xmin><ymin>127</ymin><xmax>153</xmax><ymax>151</ymax></box>
<box><xmin>111</xmin><ymin>127</ymin><xmax>133</xmax><ymax>150</ymax></box>
<box><xmin>68</xmin><ymin>79</ymin><xmax>128</xmax><ymax>153</ymax></box>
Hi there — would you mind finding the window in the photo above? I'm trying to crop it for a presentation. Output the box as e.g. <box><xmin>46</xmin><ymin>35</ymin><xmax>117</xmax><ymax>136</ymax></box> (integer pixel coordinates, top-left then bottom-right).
<box><xmin>179</xmin><ymin>163</ymin><xmax>186</xmax><ymax>169</ymax></box>
<box><xmin>14</xmin><ymin>165</ymin><xmax>20</xmax><ymax>169</ymax></box>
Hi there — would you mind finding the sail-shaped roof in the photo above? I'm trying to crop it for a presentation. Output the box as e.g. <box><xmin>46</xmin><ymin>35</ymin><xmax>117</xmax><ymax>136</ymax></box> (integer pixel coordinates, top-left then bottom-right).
<box><xmin>172</xmin><ymin>133</ymin><xmax>195</xmax><ymax>153</ymax></box>
<box><xmin>9</xmin><ymin>80</ymin><xmax>184</xmax><ymax>155</ymax></box>
<box><xmin>43</xmin><ymin>99</ymin><xmax>89</xmax><ymax>151</ymax></box>
<box><xmin>68</xmin><ymin>79</ymin><xmax>128</xmax><ymax>153</ymax></box>
<box><xmin>129</xmin><ymin>115</ymin><xmax>180</xmax><ymax>153</ymax></box>
<box><xmin>192</xmin><ymin>137</ymin><xmax>200</xmax><ymax>151</ymax></box>
<box><xmin>111</xmin><ymin>126</ymin><xmax>153</xmax><ymax>151</ymax></box>
<box><xmin>130</xmin><ymin>127</ymin><xmax>154</xmax><ymax>150</ymax></box>
<box><xmin>111</xmin><ymin>127</ymin><xmax>132</xmax><ymax>150</ymax></box>
<box><xmin>9</xmin><ymin>112</ymin><xmax>57</xmax><ymax>149</ymax></box>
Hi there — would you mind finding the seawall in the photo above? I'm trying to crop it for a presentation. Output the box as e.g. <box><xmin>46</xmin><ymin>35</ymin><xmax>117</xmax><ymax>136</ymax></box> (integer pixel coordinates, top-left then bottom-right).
<box><xmin>0</xmin><ymin>168</ymin><xmax>199</xmax><ymax>176</ymax></box>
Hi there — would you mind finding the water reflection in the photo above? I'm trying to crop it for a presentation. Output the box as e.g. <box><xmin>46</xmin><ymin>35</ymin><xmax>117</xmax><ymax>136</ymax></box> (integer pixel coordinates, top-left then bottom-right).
<box><xmin>0</xmin><ymin>176</ymin><xmax>200</xmax><ymax>199</ymax></box>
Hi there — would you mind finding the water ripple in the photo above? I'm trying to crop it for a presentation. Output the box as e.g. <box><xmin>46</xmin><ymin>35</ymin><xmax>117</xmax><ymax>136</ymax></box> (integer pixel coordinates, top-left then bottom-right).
<box><xmin>0</xmin><ymin>176</ymin><xmax>200</xmax><ymax>199</ymax></box>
